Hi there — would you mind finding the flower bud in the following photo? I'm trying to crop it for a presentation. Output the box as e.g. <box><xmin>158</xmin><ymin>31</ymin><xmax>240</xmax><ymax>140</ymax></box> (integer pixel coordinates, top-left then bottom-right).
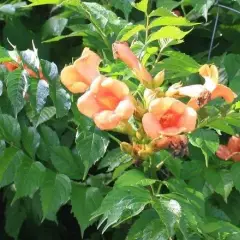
<box><xmin>153</xmin><ymin>70</ymin><xmax>164</xmax><ymax>88</ymax></box>
<box><xmin>120</xmin><ymin>142</ymin><xmax>133</xmax><ymax>154</ymax></box>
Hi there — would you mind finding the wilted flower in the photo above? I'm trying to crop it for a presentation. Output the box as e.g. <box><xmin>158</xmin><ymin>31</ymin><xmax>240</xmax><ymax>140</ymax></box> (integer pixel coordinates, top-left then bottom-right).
<box><xmin>216</xmin><ymin>136</ymin><xmax>240</xmax><ymax>161</ymax></box>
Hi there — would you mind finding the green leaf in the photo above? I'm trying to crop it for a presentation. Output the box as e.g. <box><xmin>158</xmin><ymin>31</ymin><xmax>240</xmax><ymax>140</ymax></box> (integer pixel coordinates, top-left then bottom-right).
<box><xmin>40</xmin><ymin>60</ymin><xmax>58</xmax><ymax>86</ymax></box>
<box><xmin>5</xmin><ymin>199</ymin><xmax>27</xmax><ymax>239</ymax></box>
<box><xmin>27</xmin><ymin>0</ymin><xmax>60</xmax><ymax>6</ymax></box>
<box><xmin>149</xmin><ymin>17</ymin><xmax>198</xmax><ymax>28</ymax></box>
<box><xmin>35</xmin><ymin>106</ymin><xmax>56</xmax><ymax>127</ymax></box>
<box><xmin>187</xmin><ymin>0</ymin><xmax>215</xmax><ymax>21</ymax></box>
<box><xmin>155</xmin><ymin>151</ymin><xmax>182</xmax><ymax>178</ymax></box>
<box><xmin>71</xmin><ymin>183</ymin><xmax>103</xmax><ymax>237</ymax></box>
<box><xmin>110</xmin><ymin>0</ymin><xmax>134</xmax><ymax>19</ymax></box>
<box><xmin>19</xmin><ymin>49</ymin><xmax>39</xmax><ymax>75</ymax></box>
<box><xmin>76</xmin><ymin>126</ymin><xmax>109</xmax><ymax>178</ymax></box>
<box><xmin>156</xmin><ymin>0</ymin><xmax>180</xmax><ymax>10</ymax></box>
<box><xmin>153</xmin><ymin>198</ymin><xmax>181</xmax><ymax>237</ymax></box>
<box><xmin>112</xmin><ymin>161</ymin><xmax>132</xmax><ymax>180</ymax></box>
<box><xmin>40</xmin><ymin>170</ymin><xmax>71</xmax><ymax>218</ymax></box>
<box><xmin>36</xmin><ymin>80</ymin><xmax>49</xmax><ymax>112</ymax></box>
<box><xmin>93</xmin><ymin>186</ymin><xmax>151</xmax><ymax>233</ymax></box>
<box><xmin>40</xmin><ymin>125</ymin><xmax>60</xmax><ymax>149</ymax></box>
<box><xmin>0</xmin><ymin>114</ymin><xmax>21</xmax><ymax>147</ymax></box>
<box><xmin>6</xmin><ymin>69</ymin><xmax>25</xmax><ymax>116</ymax></box>
<box><xmin>148</xmin><ymin>26</ymin><xmax>191</xmax><ymax>43</ymax></box>
<box><xmin>207</xmin><ymin>119</ymin><xmax>235</xmax><ymax>135</ymax></box>
<box><xmin>98</xmin><ymin>148</ymin><xmax>132</xmax><ymax>172</ymax></box>
<box><xmin>134</xmin><ymin>0</ymin><xmax>149</xmax><ymax>14</ymax></box>
<box><xmin>231</xmin><ymin>163</ymin><xmax>240</xmax><ymax>193</ymax></box>
<box><xmin>54</xmin><ymin>86</ymin><xmax>71</xmax><ymax>118</ymax></box>
<box><xmin>230</xmin><ymin>76</ymin><xmax>240</xmax><ymax>96</ymax></box>
<box><xmin>205</xmin><ymin>168</ymin><xmax>233</xmax><ymax>202</ymax></box>
<box><xmin>42</xmin><ymin>16</ymin><xmax>68</xmax><ymax>40</ymax></box>
<box><xmin>0</xmin><ymin>149</ymin><xmax>21</xmax><ymax>188</ymax></box>
<box><xmin>0</xmin><ymin>147</ymin><xmax>19</xmax><ymax>182</ymax></box>
<box><xmin>14</xmin><ymin>158</ymin><xmax>46</xmax><ymax>201</ymax></box>
<box><xmin>115</xmin><ymin>169</ymin><xmax>156</xmax><ymax>187</ymax></box>
<box><xmin>149</xmin><ymin>7</ymin><xmax>175</xmax><ymax>17</ymax></box>
<box><xmin>119</xmin><ymin>25</ymin><xmax>145</xmax><ymax>41</ymax></box>
<box><xmin>189</xmin><ymin>129</ymin><xmax>219</xmax><ymax>166</ymax></box>
<box><xmin>51</xmin><ymin>146</ymin><xmax>84</xmax><ymax>180</ymax></box>
<box><xmin>127</xmin><ymin>209</ymin><xmax>168</xmax><ymax>240</ymax></box>
<box><xmin>0</xmin><ymin>46</ymin><xmax>11</xmax><ymax>62</ymax></box>
<box><xmin>224</xmin><ymin>54</ymin><xmax>240</xmax><ymax>80</ymax></box>
<box><xmin>22</xmin><ymin>127</ymin><xmax>40</xmax><ymax>158</ymax></box>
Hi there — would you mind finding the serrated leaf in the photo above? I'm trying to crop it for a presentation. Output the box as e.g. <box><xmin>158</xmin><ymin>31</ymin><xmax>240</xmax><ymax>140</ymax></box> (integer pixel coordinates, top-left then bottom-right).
<box><xmin>76</xmin><ymin>126</ymin><xmax>109</xmax><ymax>178</ymax></box>
<box><xmin>98</xmin><ymin>148</ymin><xmax>132</xmax><ymax>172</ymax></box>
<box><xmin>153</xmin><ymin>198</ymin><xmax>181</xmax><ymax>237</ymax></box>
<box><xmin>119</xmin><ymin>25</ymin><xmax>145</xmax><ymax>41</ymax></box>
<box><xmin>0</xmin><ymin>114</ymin><xmax>21</xmax><ymax>147</ymax></box>
<box><xmin>40</xmin><ymin>60</ymin><xmax>58</xmax><ymax>86</ymax></box>
<box><xmin>36</xmin><ymin>80</ymin><xmax>49</xmax><ymax>112</ymax></box>
<box><xmin>40</xmin><ymin>125</ymin><xmax>60</xmax><ymax>148</ymax></box>
<box><xmin>0</xmin><ymin>147</ymin><xmax>19</xmax><ymax>182</ymax></box>
<box><xmin>42</xmin><ymin>16</ymin><xmax>68</xmax><ymax>40</ymax></box>
<box><xmin>231</xmin><ymin>163</ymin><xmax>240</xmax><ymax>193</ymax></box>
<box><xmin>148</xmin><ymin>26</ymin><xmax>191</xmax><ymax>43</ymax></box>
<box><xmin>189</xmin><ymin>129</ymin><xmax>219</xmax><ymax>167</ymax></box>
<box><xmin>134</xmin><ymin>0</ymin><xmax>148</xmax><ymax>14</ymax></box>
<box><xmin>5</xmin><ymin>199</ymin><xmax>27</xmax><ymax>239</ymax></box>
<box><xmin>51</xmin><ymin>146</ymin><xmax>84</xmax><ymax>180</ymax></box>
<box><xmin>112</xmin><ymin>161</ymin><xmax>132</xmax><ymax>180</ymax></box>
<box><xmin>127</xmin><ymin>209</ymin><xmax>168</xmax><ymax>240</ymax></box>
<box><xmin>224</xmin><ymin>54</ymin><xmax>240</xmax><ymax>80</ymax></box>
<box><xmin>6</xmin><ymin>69</ymin><xmax>25</xmax><ymax>116</ymax></box>
<box><xmin>14</xmin><ymin>158</ymin><xmax>46</xmax><ymax>201</ymax></box>
<box><xmin>71</xmin><ymin>183</ymin><xmax>103</xmax><ymax>237</ymax></box>
<box><xmin>205</xmin><ymin>168</ymin><xmax>233</xmax><ymax>203</ymax></box>
<box><xmin>35</xmin><ymin>106</ymin><xmax>56</xmax><ymax>127</ymax></box>
<box><xmin>149</xmin><ymin>17</ymin><xmax>198</xmax><ymax>28</ymax></box>
<box><xmin>22</xmin><ymin>127</ymin><xmax>40</xmax><ymax>158</ymax></box>
<box><xmin>93</xmin><ymin>186</ymin><xmax>151</xmax><ymax>233</ymax></box>
<box><xmin>207</xmin><ymin>119</ymin><xmax>235</xmax><ymax>135</ymax></box>
<box><xmin>159</xmin><ymin>51</ymin><xmax>200</xmax><ymax>78</ymax></box>
<box><xmin>40</xmin><ymin>170</ymin><xmax>71</xmax><ymax>218</ymax></box>
<box><xmin>115</xmin><ymin>169</ymin><xmax>156</xmax><ymax>187</ymax></box>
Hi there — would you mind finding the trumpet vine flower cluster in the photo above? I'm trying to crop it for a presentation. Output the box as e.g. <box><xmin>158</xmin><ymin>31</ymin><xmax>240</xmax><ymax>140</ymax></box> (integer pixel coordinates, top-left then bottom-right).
<box><xmin>60</xmin><ymin>42</ymin><xmax>237</xmax><ymax>161</ymax></box>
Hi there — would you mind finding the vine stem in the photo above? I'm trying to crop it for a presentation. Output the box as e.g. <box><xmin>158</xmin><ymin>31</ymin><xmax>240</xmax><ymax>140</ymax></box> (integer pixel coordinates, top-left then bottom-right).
<box><xmin>108</xmin><ymin>133</ymin><xmax>121</xmax><ymax>144</ymax></box>
<box><xmin>218</xmin><ymin>4</ymin><xmax>240</xmax><ymax>15</ymax></box>
<box><xmin>145</xmin><ymin>15</ymin><xmax>150</xmax><ymax>44</ymax></box>
<box><xmin>208</xmin><ymin>0</ymin><xmax>220</xmax><ymax>61</ymax></box>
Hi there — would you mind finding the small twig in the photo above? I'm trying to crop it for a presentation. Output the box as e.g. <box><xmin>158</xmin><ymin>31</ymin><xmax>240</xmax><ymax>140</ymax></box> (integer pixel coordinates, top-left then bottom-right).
<box><xmin>108</xmin><ymin>133</ymin><xmax>121</xmax><ymax>144</ymax></box>
<box><xmin>208</xmin><ymin>0</ymin><xmax>220</xmax><ymax>61</ymax></box>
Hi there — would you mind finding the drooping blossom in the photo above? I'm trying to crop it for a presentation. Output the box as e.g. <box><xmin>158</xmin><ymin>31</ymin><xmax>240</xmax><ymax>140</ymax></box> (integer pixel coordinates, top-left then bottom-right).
<box><xmin>61</xmin><ymin>48</ymin><xmax>101</xmax><ymax>93</ymax></box>
<box><xmin>166</xmin><ymin>64</ymin><xmax>237</xmax><ymax>110</ymax></box>
<box><xmin>2</xmin><ymin>61</ymin><xmax>18</xmax><ymax>71</ymax></box>
<box><xmin>216</xmin><ymin>136</ymin><xmax>240</xmax><ymax>161</ymax></box>
<box><xmin>77</xmin><ymin>76</ymin><xmax>135</xmax><ymax>130</ymax></box>
<box><xmin>142</xmin><ymin>97</ymin><xmax>197</xmax><ymax>137</ymax></box>
<box><xmin>112</xmin><ymin>42</ymin><xmax>153</xmax><ymax>86</ymax></box>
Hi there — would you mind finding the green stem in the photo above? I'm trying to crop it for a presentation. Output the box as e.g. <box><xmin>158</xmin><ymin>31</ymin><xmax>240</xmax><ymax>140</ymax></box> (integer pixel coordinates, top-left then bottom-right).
<box><xmin>145</xmin><ymin>15</ymin><xmax>150</xmax><ymax>44</ymax></box>
<box><xmin>181</xmin><ymin>3</ymin><xmax>186</xmax><ymax>16</ymax></box>
<box><xmin>108</xmin><ymin>133</ymin><xmax>121</xmax><ymax>144</ymax></box>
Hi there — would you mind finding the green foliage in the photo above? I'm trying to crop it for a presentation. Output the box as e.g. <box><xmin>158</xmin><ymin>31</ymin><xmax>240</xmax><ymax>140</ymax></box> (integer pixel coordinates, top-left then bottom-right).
<box><xmin>0</xmin><ymin>0</ymin><xmax>240</xmax><ymax>239</ymax></box>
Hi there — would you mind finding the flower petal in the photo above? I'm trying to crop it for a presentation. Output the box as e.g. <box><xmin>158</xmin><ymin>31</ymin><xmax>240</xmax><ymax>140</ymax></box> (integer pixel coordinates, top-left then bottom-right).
<box><xmin>187</xmin><ymin>98</ymin><xmax>200</xmax><ymax>110</ymax></box>
<box><xmin>74</xmin><ymin>48</ymin><xmax>101</xmax><ymax>85</ymax></box>
<box><xmin>94</xmin><ymin>111</ymin><xmax>121</xmax><ymax>130</ymax></box>
<box><xmin>149</xmin><ymin>97</ymin><xmax>175</xmax><ymax>118</ymax></box>
<box><xmin>178</xmin><ymin>85</ymin><xmax>206</xmax><ymax>98</ymax></box>
<box><xmin>101</xmin><ymin>78</ymin><xmax>129</xmax><ymax>98</ymax></box>
<box><xmin>227</xmin><ymin>136</ymin><xmax>240</xmax><ymax>153</ymax></box>
<box><xmin>142</xmin><ymin>113</ymin><xmax>162</xmax><ymax>139</ymax></box>
<box><xmin>159</xmin><ymin>127</ymin><xmax>184</xmax><ymax>136</ymax></box>
<box><xmin>61</xmin><ymin>65</ymin><xmax>88</xmax><ymax>93</ymax></box>
<box><xmin>178</xmin><ymin>106</ymin><xmax>197</xmax><ymax>132</ymax></box>
<box><xmin>115</xmin><ymin>98</ymin><xmax>135</xmax><ymax>119</ymax></box>
<box><xmin>211</xmin><ymin>84</ymin><xmax>237</xmax><ymax>103</ymax></box>
<box><xmin>77</xmin><ymin>91</ymin><xmax>102</xmax><ymax>118</ymax></box>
